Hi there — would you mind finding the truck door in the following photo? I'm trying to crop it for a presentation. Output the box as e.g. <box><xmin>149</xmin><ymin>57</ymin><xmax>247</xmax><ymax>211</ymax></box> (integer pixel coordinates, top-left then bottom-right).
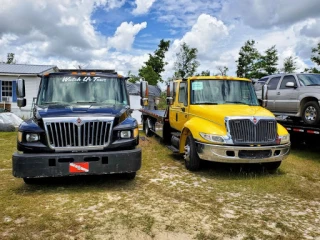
<box><xmin>266</xmin><ymin>76</ymin><xmax>281</xmax><ymax>112</ymax></box>
<box><xmin>275</xmin><ymin>75</ymin><xmax>299</xmax><ymax>113</ymax></box>
<box><xmin>169</xmin><ymin>81</ymin><xmax>189</xmax><ymax>131</ymax></box>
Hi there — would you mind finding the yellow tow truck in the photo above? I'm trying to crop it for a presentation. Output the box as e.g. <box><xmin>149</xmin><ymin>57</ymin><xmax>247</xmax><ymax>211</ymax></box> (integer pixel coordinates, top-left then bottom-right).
<box><xmin>140</xmin><ymin>76</ymin><xmax>290</xmax><ymax>171</ymax></box>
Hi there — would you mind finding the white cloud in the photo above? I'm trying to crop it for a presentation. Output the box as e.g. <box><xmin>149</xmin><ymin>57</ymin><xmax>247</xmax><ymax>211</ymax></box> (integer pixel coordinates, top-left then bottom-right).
<box><xmin>300</xmin><ymin>18</ymin><xmax>320</xmax><ymax>38</ymax></box>
<box><xmin>132</xmin><ymin>0</ymin><xmax>156</xmax><ymax>15</ymax></box>
<box><xmin>180</xmin><ymin>14</ymin><xmax>229</xmax><ymax>58</ymax></box>
<box><xmin>153</xmin><ymin>0</ymin><xmax>221</xmax><ymax>28</ymax></box>
<box><xmin>95</xmin><ymin>0</ymin><xmax>126</xmax><ymax>10</ymax></box>
<box><xmin>221</xmin><ymin>0</ymin><xmax>320</xmax><ymax>29</ymax></box>
<box><xmin>108</xmin><ymin>21</ymin><xmax>147</xmax><ymax>51</ymax></box>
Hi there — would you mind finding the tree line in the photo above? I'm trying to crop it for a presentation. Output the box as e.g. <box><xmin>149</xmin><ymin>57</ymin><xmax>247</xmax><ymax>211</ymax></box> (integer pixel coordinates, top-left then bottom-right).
<box><xmin>236</xmin><ymin>40</ymin><xmax>320</xmax><ymax>79</ymax></box>
<box><xmin>128</xmin><ymin>41</ymin><xmax>230</xmax><ymax>85</ymax></box>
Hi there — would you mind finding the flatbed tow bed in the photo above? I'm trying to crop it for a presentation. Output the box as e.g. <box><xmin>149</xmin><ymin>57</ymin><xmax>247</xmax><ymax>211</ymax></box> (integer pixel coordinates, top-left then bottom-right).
<box><xmin>276</xmin><ymin>117</ymin><xmax>320</xmax><ymax>135</ymax></box>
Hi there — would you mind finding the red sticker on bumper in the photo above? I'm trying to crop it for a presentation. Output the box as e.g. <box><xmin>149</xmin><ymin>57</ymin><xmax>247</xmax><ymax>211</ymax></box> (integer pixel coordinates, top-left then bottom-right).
<box><xmin>69</xmin><ymin>162</ymin><xmax>89</xmax><ymax>173</ymax></box>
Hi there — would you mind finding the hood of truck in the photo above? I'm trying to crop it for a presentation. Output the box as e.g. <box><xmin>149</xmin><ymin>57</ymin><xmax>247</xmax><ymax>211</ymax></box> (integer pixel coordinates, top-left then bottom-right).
<box><xmin>189</xmin><ymin>104</ymin><xmax>275</xmax><ymax>126</ymax></box>
<box><xmin>35</xmin><ymin>105</ymin><xmax>126</xmax><ymax>119</ymax></box>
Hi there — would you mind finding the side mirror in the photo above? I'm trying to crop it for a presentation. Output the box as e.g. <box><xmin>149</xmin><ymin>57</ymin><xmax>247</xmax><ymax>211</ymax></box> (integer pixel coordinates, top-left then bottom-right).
<box><xmin>285</xmin><ymin>82</ymin><xmax>296</xmax><ymax>88</ymax></box>
<box><xmin>17</xmin><ymin>99</ymin><xmax>27</xmax><ymax>108</ymax></box>
<box><xmin>16</xmin><ymin>79</ymin><xmax>26</xmax><ymax>98</ymax></box>
<box><xmin>166</xmin><ymin>81</ymin><xmax>175</xmax><ymax>105</ymax></box>
<box><xmin>140</xmin><ymin>81</ymin><xmax>149</xmax><ymax>106</ymax></box>
<box><xmin>16</xmin><ymin>79</ymin><xmax>27</xmax><ymax>108</ymax></box>
<box><xmin>261</xmin><ymin>84</ymin><xmax>268</xmax><ymax>108</ymax></box>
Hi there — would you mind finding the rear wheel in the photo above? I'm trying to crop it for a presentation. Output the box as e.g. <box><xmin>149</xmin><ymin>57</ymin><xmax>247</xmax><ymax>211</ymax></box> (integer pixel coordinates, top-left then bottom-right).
<box><xmin>184</xmin><ymin>135</ymin><xmax>201</xmax><ymax>171</ymax></box>
<box><xmin>302</xmin><ymin>101</ymin><xmax>320</xmax><ymax>125</ymax></box>
<box><xmin>144</xmin><ymin>119</ymin><xmax>154</xmax><ymax>137</ymax></box>
<box><xmin>123</xmin><ymin>172</ymin><xmax>136</xmax><ymax>180</ymax></box>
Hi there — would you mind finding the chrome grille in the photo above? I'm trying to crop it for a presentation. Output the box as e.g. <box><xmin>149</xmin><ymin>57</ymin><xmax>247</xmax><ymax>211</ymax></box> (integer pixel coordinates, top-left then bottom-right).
<box><xmin>44</xmin><ymin>117</ymin><xmax>113</xmax><ymax>151</ymax></box>
<box><xmin>228</xmin><ymin>118</ymin><xmax>277</xmax><ymax>144</ymax></box>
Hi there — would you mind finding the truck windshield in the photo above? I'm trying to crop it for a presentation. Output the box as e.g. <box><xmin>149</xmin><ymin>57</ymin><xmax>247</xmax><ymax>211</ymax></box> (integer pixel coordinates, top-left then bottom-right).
<box><xmin>190</xmin><ymin>79</ymin><xmax>259</xmax><ymax>106</ymax></box>
<box><xmin>298</xmin><ymin>74</ymin><xmax>320</xmax><ymax>86</ymax></box>
<box><xmin>37</xmin><ymin>75</ymin><xmax>128</xmax><ymax>106</ymax></box>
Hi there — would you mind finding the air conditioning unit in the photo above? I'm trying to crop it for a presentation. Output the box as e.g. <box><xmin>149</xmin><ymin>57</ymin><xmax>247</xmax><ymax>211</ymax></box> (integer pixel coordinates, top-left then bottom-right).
<box><xmin>2</xmin><ymin>96</ymin><xmax>12</xmax><ymax>102</ymax></box>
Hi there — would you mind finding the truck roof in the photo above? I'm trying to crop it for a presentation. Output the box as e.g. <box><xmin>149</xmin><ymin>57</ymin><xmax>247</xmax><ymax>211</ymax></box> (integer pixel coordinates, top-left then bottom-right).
<box><xmin>176</xmin><ymin>76</ymin><xmax>251</xmax><ymax>82</ymax></box>
<box><xmin>41</xmin><ymin>71</ymin><xmax>124</xmax><ymax>78</ymax></box>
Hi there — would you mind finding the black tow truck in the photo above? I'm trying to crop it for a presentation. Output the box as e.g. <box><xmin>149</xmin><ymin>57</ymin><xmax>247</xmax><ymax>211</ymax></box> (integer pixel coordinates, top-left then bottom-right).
<box><xmin>12</xmin><ymin>70</ymin><xmax>141</xmax><ymax>183</ymax></box>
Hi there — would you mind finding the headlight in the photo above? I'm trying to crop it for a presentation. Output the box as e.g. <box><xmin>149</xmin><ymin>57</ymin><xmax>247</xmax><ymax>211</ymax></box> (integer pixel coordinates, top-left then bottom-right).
<box><xmin>278</xmin><ymin>134</ymin><xmax>290</xmax><ymax>144</ymax></box>
<box><xmin>26</xmin><ymin>133</ymin><xmax>40</xmax><ymax>142</ymax></box>
<box><xmin>200</xmin><ymin>133</ymin><xmax>226</xmax><ymax>143</ymax></box>
<box><xmin>120</xmin><ymin>130</ymin><xmax>131</xmax><ymax>139</ymax></box>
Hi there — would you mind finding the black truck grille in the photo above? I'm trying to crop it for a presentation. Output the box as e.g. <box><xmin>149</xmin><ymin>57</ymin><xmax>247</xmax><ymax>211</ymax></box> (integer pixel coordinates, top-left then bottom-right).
<box><xmin>44</xmin><ymin>119</ymin><xmax>112</xmax><ymax>150</ymax></box>
<box><xmin>228</xmin><ymin>119</ymin><xmax>277</xmax><ymax>144</ymax></box>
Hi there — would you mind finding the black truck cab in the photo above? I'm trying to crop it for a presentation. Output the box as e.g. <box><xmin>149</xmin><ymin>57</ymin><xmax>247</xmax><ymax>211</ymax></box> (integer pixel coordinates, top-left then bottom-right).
<box><xmin>12</xmin><ymin>71</ymin><xmax>141</xmax><ymax>183</ymax></box>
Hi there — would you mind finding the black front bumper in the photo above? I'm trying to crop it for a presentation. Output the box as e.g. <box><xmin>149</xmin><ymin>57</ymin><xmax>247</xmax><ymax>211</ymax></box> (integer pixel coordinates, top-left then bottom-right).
<box><xmin>12</xmin><ymin>148</ymin><xmax>141</xmax><ymax>178</ymax></box>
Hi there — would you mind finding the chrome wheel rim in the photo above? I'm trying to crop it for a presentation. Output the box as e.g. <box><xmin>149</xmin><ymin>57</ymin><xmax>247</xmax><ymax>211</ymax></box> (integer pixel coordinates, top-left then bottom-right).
<box><xmin>305</xmin><ymin>106</ymin><xmax>317</xmax><ymax>121</ymax></box>
<box><xmin>184</xmin><ymin>142</ymin><xmax>190</xmax><ymax>162</ymax></box>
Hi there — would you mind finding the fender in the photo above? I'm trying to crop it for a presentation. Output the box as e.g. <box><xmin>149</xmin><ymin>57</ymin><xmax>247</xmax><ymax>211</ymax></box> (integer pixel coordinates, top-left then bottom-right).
<box><xmin>179</xmin><ymin>117</ymin><xmax>226</xmax><ymax>153</ymax></box>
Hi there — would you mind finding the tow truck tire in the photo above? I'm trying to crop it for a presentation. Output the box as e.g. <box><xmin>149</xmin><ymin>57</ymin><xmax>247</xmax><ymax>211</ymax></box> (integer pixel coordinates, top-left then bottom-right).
<box><xmin>302</xmin><ymin>101</ymin><xmax>320</xmax><ymax>125</ymax></box>
<box><xmin>144</xmin><ymin>119</ymin><xmax>154</xmax><ymax>137</ymax></box>
<box><xmin>263</xmin><ymin>161</ymin><xmax>281</xmax><ymax>172</ymax></box>
<box><xmin>123</xmin><ymin>172</ymin><xmax>136</xmax><ymax>180</ymax></box>
<box><xmin>184</xmin><ymin>135</ymin><xmax>200</xmax><ymax>171</ymax></box>
<box><xmin>23</xmin><ymin>178</ymin><xmax>39</xmax><ymax>184</ymax></box>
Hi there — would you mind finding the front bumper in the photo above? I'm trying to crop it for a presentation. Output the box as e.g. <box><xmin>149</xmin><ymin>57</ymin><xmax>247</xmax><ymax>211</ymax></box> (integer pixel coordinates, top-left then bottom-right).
<box><xmin>12</xmin><ymin>148</ymin><xmax>141</xmax><ymax>178</ymax></box>
<box><xmin>196</xmin><ymin>142</ymin><xmax>290</xmax><ymax>163</ymax></box>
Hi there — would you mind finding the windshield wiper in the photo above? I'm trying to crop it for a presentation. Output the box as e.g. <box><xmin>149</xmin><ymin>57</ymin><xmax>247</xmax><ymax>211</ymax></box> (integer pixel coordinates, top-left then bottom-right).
<box><xmin>224</xmin><ymin>101</ymin><xmax>249</xmax><ymax>105</ymax></box>
<box><xmin>195</xmin><ymin>102</ymin><xmax>218</xmax><ymax>105</ymax></box>
<box><xmin>42</xmin><ymin>102</ymin><xmax>68</xmax><ymax>105</ymax></box>
<box><xmin>76</xmin><ymin>101</ymin><xmax>97</xmax><ymax>104</ymax></box>
<box><xmin>306</xmin><ymin>84</ymin><xmax>320</xmax><ymax>86</ymax></box>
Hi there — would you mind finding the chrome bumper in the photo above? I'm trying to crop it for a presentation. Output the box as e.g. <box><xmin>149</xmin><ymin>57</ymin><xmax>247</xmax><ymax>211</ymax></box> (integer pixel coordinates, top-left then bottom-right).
<box><xmin>195</xmin><ymin>142</ymin><xmax>290</xmax><ymax>163</ymax></box>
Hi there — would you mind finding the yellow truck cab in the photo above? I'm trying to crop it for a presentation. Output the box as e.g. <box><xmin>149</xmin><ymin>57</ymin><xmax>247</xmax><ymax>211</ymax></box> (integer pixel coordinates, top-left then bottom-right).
<box><xmin>140</xmin><ymin>76</ymin><xmax>290</xmax><ymax>171</ymax></box>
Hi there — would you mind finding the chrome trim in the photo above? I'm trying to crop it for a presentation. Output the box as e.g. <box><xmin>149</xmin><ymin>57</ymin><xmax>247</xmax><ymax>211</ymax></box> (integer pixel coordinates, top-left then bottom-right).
<box><xmin>225</xmin><ymin>116</ymin><xmax>277</xmax><ymax>145</ymax></box>
<box><xmin>196</xmin><ymin>141</ymin><xmax>290</xmax><ymax>163</ymax></box>
<box><xmin>43</xmin><ymin>117</ymin><xmax>114</xmax><ymax>152</ymax></box>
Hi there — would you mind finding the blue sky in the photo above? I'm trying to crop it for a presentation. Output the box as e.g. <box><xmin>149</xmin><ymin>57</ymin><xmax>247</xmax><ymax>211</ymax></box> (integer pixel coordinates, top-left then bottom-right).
<box><xmin>0</xmin><ymin>0</ymin><xmax>319</xmax><ymax>83</ymax></box>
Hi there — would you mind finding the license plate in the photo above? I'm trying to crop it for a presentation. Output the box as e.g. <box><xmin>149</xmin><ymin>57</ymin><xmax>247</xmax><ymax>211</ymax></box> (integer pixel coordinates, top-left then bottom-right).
<box><xmin>69</xmin><ymin>162</ymin><xmax>89</xmax><ymax>173</ymax></box>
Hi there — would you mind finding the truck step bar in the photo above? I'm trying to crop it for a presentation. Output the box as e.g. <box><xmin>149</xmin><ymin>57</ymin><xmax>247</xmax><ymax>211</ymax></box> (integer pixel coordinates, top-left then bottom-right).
<box><xmin>166</xmin><ymin>145</ymin><xmax>180</xmax><ymax>154</ymax></box>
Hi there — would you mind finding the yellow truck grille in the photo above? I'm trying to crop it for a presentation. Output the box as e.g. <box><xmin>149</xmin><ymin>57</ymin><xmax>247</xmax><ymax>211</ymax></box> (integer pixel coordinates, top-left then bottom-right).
<box><xmin>228</xmin><ymin>119</ymin><xmax>277</xmax><ymax>144</ymax></box>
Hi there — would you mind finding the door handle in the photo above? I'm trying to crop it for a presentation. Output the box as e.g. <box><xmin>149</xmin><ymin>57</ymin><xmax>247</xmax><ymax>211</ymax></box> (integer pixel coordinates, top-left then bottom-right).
<box><xmin>277</xmin><ymin>92</ymin><xmax>280</xmax><ymax>95</ymax></box>
<box><xmin>181</xmin><ymin>107</ymin><xmax>185</xmax><ymax>112</ymax></box>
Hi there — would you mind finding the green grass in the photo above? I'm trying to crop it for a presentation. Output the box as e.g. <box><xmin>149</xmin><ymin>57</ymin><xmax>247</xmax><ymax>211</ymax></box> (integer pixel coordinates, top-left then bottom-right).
<box><xmin>0</xmin><ymin>132</ymin><xmax>320</xmax><ymax>239</ymax></box>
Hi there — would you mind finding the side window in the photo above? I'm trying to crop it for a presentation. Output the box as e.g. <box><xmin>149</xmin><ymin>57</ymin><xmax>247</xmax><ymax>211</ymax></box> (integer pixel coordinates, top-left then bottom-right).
<box><xmin>268</xmin><ymin>77</ymin><xmax>281</xmax><ymax>90</ymax></box>
<box><xmin>178</xmin><ymin>82</ymin><xmax>188</xmax><ymax>105</ymax></box>
<box><xmin>259</xmin><ymin>77</ymin><xmax>268</xmax><ymax>83</ymax></box>
<box><xmin>280</xmin><ymin>75</ymin><xmax>296</xmax><ymax>89</ymax></box>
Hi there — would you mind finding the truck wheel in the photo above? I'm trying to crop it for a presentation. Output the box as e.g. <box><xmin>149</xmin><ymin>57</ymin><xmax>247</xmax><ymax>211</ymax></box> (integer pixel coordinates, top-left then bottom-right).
<box><xmin>302</xmin><ymin>101</ymin><xmax>320</xmax><ymax>125</ymax></box>
<box><xmin>184</xmin><ymin>135</ymin><xmax>200</xmax><ymax>171</ymax></box>
<box><xmin>123</xmin><ymin>172</ymin><xmax>136</xmax><ymax>180</ymax></box>
<box><xmin>144</xmin><ymin>119</ymin><xmax>154</xmax><ymax>137</ymax></box>
<box><xmin>23</xmin><ymin>178</ymin><xmax>39</xmax><ymax>184</ymax></box>
<box><xmin>263</xmin><ymin>161</ymin><xmax>281</xmax><ymax>172</ymax></box>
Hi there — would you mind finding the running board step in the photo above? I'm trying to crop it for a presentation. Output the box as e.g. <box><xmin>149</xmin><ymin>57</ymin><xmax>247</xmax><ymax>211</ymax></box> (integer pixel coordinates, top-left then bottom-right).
<box><xmin>166</xmin><ymin>145</ymin><xmax>180</xmax><ymax>154</ymax></box>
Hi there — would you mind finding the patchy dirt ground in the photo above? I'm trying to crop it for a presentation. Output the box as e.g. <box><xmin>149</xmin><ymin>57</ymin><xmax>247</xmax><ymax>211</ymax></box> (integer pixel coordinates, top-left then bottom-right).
<box><xmin>1</xmin><ymin>132</ymin><xmax>320</xmax><ymax>239</ymax></box>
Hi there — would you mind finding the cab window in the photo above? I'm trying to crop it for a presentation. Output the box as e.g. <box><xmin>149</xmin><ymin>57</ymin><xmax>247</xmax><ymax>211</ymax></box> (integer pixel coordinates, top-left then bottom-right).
<box><xmin>268</xmin><ymin>77</ymin><xmax>281</xmax><ymax>90</ymax></box>
<box><xmin>280</xmin><ymin>75</ymin><xmax>296</xmax><ymax>89</ymax></box>
<box><xmin>178</xmin><ymin>82</ymin><xmax>188</xmax><ymax>106</ymax></box>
